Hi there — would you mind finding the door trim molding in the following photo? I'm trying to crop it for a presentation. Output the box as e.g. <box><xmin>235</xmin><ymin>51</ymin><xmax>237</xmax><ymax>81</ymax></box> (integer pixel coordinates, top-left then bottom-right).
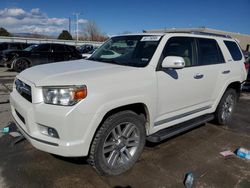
<box><xmin>154</xmin><ymin>105</ymin><xmax>212</xmax><ymax>126</ymax></box>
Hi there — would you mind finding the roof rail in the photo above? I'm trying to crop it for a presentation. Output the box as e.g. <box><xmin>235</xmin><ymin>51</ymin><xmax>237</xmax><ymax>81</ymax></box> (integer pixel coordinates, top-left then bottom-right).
<box><xmin>164</xmin><ymin>31</ymin><xmax>232</xmax><ymax>38</ymax></box>
<box><xmin>190</xmin><ymin>31</ymin><xmax>232</xmax><ymax>38</ymax></box>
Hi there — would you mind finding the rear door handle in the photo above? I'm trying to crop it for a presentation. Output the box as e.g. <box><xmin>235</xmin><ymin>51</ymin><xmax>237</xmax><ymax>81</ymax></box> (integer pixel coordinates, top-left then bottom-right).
<box><xmin>222</xmin><ymin>70</ymin><xmax>230</xmax><ymax>74</ymax></box>
<box><xmin>194</xmin><ymin>73</ymin><xmax>204</xmax><ymax>79</ymax></box>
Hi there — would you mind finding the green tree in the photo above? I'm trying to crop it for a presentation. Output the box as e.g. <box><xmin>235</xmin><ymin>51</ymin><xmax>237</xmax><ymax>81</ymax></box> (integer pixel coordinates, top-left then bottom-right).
<box><xmin>57</xmin><ymin>30</ymin><xmax>73</xmax><ymax>40</ymax></box>
<box><xmin>0</xmin><ymin>27</ymin><xmax>11</xmax><ymax>37</ymax></box>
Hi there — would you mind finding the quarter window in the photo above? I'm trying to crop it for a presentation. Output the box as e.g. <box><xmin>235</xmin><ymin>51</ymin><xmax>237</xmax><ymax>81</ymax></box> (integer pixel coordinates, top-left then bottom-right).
<box><xmin>198</xmin><ymin>38</ymin><xmax>224</xmax><ymax>65</ymax></box>
<box><xmin>224</xmin><ymin>41</ymin><xmax>242</xmax><ymax>61</ymax></box>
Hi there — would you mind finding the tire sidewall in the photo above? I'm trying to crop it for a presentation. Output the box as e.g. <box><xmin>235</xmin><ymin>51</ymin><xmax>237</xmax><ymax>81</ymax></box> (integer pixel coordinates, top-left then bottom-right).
<box><xmin>216</xmin><ymin>89</ymin><xmax>237</xmax><ymax>125</ymax></box>
<box><xmin>92</xmin><ymin>111</ymin><xmax>146</xmax><ymax>175</ymax></box>
<box><xmin>14</xmin><ymin>58</ymin><xmax>29</xmax><ymax>72</ymax></box>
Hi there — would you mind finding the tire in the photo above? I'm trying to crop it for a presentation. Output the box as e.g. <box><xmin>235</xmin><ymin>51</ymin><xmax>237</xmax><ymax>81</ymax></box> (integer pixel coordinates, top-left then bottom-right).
<box><xmin>13</xmin><ymin>58</ymin><xmax>29</xmax><ymax>72</ymax></box>
<box><xmin>88</xmin><ymin>110</ymin><xmax>146</xmax><ymax>175</ymax></box>
<box><xmin>214</xmin><ymin>89</ymin><xmax>237</xmax><ymax>125</ymax></box>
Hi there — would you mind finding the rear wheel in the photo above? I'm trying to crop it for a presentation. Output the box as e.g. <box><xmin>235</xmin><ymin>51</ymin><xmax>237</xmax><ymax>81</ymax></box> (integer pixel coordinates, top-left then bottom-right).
<box><xmin>13</xmin><ymin>58</ymin><xmax>29</xmax><ymax>72</ymax></box>
<box><xmin>88</xmin><ymin>111</ymin><xmax>146</xmax><ymax>175</ymax></box>
<box><xmin>214</xmin><ymin>89</ymin><xmax>237</xmax><ymax>125</ymax></box>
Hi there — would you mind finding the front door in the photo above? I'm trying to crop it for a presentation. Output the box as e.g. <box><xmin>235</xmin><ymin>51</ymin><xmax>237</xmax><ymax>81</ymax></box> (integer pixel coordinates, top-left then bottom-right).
<box><xmin>155</xmin><ymin>36</ymin><xmax>224</xmax><ymax>128</ymax></box>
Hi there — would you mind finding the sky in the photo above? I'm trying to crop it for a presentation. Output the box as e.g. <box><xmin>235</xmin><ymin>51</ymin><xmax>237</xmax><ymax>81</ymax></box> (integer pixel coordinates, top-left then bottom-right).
<box><xmin>0</xmin><ymin>0</ymin><xmax>249</xmax><ymax>36</ymax></box>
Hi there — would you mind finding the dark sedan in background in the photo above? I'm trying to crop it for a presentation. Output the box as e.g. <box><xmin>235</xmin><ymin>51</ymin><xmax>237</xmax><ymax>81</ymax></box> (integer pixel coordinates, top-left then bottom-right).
<box><xmin>3</xmin><ymin>43</ymin><xmax>82</xmax><ymax>72</ymax></box>
<box><xmin>0</xmin><ymin>42</ymin><xmax>30</xmax><ymax>52</ymax></box>
<box><xmin>0</xmin><ymin>42</ymin><xmax>31</xmax><ymax>66</ymax></box>
<box><xmin>0</xmin><ymin>44</ymin><xmax>37</xmax><ymax>67</ymax></box>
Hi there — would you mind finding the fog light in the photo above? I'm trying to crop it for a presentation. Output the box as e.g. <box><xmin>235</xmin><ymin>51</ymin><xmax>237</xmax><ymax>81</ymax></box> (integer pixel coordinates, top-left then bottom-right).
<box><xmin>48</xmin><ymin>128</ymin><xmax>59</xmax><ymax>138</ymax></box>
<box><xmin>39</xmin><ymin>124</ymin><xmax>59</xmax><ymax>139</ymax></box>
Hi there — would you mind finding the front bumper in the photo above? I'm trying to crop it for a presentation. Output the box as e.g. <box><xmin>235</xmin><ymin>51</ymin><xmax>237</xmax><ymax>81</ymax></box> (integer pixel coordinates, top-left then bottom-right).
<box><xmin>10</xmin><ymin>81</ymin><xmax>97</xmax><ymax>157</ymax></box>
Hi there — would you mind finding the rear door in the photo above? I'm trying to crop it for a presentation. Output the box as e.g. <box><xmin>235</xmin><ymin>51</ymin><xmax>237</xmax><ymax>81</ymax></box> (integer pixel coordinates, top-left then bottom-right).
<box><xmin>51</xmin><ymin>44</ymin><xmax>66</xmax><ymax>62</ymax></box>
<box><xmin>155</xmin><ymin>36</ymin><xmax>224</xmax><ymax>128</ymax></box>
<box><xmin>30</xmin><ymin>44</ymin><xmax>51</xmax><ymax>65</ymax></box>
<box><xmin>196</xmin><ymin>38</ymin><xmax>231</xmax><ymax>103</ymax></box>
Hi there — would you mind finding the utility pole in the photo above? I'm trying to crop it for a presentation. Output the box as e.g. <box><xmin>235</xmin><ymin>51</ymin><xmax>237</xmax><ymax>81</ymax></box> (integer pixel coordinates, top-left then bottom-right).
<box><xmin>73</xmin><ymin>12</ymin><xmax>81</xmax><ymax>42</ymax></box>
<box><xmin>76</xmin><ymin>13</ymin><xmax>79</xmax><ymax>42</ymax></box>
<box><xmin>69</xmin><ymin>17</ymin><xmax>71</xmax><ymax>35</ymax></box>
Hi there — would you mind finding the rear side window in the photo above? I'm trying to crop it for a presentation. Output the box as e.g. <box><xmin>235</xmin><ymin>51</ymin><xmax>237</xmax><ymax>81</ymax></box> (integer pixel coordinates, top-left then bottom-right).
<box><xmin>52</xmin><ymin>44</ymin><xmax>66</xmax><ymax>52</ymax></box>
<box><xmin>34</xmin><ymin>44</ymin><xmax>51</xmax><ymax>52</ymax></box>
<box><xmin>0</xmin><ymin>43</ymin><xmax>8</xmax><ymax>50</ymax></box>
<box><xmin>224</xmin><ymin>41</ymin><xmax>242</xmax><ymax>61</ymax></box>
<box><xmin>9</xmin><ymin>43</ymin><xmax>20</xmax><ymax>50</ymax></box>
<box><xmin>197</xmin><ymin>38</ymin><xmax>224</xmax><ymax>65</ymax></box>
<box><xmin>66</xmin><ymin>45</ymin><xmax>76</xmax><ymax>52</ymax></box>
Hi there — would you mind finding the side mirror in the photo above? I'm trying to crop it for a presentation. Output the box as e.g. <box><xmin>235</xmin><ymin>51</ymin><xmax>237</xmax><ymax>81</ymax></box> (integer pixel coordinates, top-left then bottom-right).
<box><xmin>162</xmin><ymin>56</ymin><xmax>185</xmax><ymax>69</ymax></box>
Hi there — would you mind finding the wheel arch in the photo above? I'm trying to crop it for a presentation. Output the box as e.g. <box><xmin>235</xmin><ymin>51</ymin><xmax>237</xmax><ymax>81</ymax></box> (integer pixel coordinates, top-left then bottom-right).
<box><xmin>214</xmin><ymin>81</ymin><xmax>241</xmax><ymax>111</ymax></box>
<box><xmin>13</xmin><ymin>57</ymin><xmax>32</xmax><ymax>68</ymax></box>
<box><xmin>88</xmin><ymin>102</ymin><xmax>150</xmax><ymax>155</ymax></box>
<box><xmin>225</xmin><ymin>81</ymin><xmax>241</xmax><ymax>100</ymax></box>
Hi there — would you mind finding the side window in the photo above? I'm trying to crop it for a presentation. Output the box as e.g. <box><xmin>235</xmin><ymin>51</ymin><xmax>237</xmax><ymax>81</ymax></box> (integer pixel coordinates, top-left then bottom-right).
<box><xmin>9</xmin><ymin>43</ymin><xmax>19</xmax><ymax>50</ymax></box>
<box><xmin>52</xmin><ymin>44</ymin><xmax>66</xmax><ymax>52</ymax></box>
<box><xmin>0</xmin><ymin>43</ymin><xmax>8</xmax><ymax>50</ymax></box>
<box><xmin>35</xmin><ymin>44</ymin><xmax>51</xmax><ymax>52</ymax></box>
<box><xmin>65</xmin><ymin>46</ymin><xmax>74</xmax><ymax>52</ymax></box>
<box><xmin>162</xmin><ymin>37</ymin><xmax>196</xmax><ymax>67</ymax></box>
<box><xmin>197</xmin><ymin>38</ymin><xmax>224</xmax><ymax>65</ymax></box>
<box><xmin>224</xmin><ymin>41</ymin><xmax>242</xmax><ymax>61</ymax></box>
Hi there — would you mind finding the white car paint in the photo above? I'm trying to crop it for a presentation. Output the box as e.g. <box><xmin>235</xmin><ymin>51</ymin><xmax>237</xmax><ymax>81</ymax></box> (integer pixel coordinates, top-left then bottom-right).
<box><xmin>10</xmin><ymin>33</ymin><xmax>247</xmax><ymax>156</ymax></box>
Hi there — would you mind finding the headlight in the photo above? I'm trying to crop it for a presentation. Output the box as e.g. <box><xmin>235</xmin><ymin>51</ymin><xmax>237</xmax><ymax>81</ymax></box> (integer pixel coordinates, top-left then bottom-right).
<box><xmin>42</xmin><ymin>85</ymin><xmax>87</xmax><ymax>106</ymax></box>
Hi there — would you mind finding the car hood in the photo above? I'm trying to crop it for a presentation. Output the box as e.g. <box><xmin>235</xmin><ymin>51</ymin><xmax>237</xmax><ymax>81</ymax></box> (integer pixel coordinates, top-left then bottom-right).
<box><xmin>18</xmin><ymin>59</ymin><xmax>135</xmax><ymax>86</ymax></box>
<box><xmin>3</xmin><ymin>50</ymin><xmax>30</xmax><ymax>56</ymax></box>
<box><xmin>2</xmin><ymin>49</ymin><xmax>21</xmax><ymax>54</ymax></box>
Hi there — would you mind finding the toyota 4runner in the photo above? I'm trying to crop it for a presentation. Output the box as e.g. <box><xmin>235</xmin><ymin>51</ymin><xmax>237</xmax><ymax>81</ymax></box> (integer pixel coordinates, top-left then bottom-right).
<box><xmin>10</xmin><ymin>32</ymin><xmax>248</xmax><ymax>175</ymax></box>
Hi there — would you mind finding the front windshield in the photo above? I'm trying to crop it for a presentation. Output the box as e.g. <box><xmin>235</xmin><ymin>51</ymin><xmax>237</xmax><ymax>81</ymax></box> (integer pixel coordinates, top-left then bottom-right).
<box><xmin>24</xmin><ymin>44</ymin><xmax>38</xmax><ymax>51</ymax></box>
<box><xmin>89</xmin><ymin>35</ymin><xmax>162</xmax><ymax>67</ymax></box>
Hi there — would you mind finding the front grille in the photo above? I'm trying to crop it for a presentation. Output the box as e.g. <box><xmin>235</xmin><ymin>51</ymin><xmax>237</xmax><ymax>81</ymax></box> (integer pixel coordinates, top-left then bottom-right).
<box><xmin>15</xmin><ymin>79</ymin><xmax>32</xmax><ymax>102</ymax></box>
<box><xmin>15</xmin><ymin>109</ymin><xmax>26</xmax><ymax>124</ymax></box>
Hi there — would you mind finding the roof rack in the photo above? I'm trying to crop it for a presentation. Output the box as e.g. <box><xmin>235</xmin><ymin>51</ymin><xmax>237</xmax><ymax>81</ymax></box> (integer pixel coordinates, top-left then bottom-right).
<box><xmin>190</xmin><ymin>31</ymin><xmax>232</xmax><ymax>38</ymax></box>
<box><xmin>165</xmin><ymin>31</ymin><xmax>232</xmax><ymax>38</ymax></box>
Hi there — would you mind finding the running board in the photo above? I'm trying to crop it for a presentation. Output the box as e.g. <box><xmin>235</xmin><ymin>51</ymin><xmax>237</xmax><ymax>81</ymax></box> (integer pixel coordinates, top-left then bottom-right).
<box><xmin>147</xmin><ymin>114</ymin><xmax>214</xmax><ymax>143</ymax></box>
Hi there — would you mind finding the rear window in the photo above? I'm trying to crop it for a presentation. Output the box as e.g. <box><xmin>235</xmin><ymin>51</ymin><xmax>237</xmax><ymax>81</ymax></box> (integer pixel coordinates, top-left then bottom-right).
<box><xmin>224</xmin><ymin>41</ymin><xmax>242</xmax><ymax>61</ymax></box>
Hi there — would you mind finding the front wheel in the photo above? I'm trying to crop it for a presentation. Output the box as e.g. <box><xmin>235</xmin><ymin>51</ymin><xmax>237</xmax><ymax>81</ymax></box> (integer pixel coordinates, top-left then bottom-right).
<box><xmin>13</xmin><ymin>58</ymin><xmax>29</xmax><ymax>72</ymax></box>
<box><xmin>214</xmin><ymin>89</ymin><xmax>238</xmax><ymax>125</ymax></box>
<box><xmin>88</xmin><ymin>111</ymin><xmax>146</xmax><ymax>175</ymax></box>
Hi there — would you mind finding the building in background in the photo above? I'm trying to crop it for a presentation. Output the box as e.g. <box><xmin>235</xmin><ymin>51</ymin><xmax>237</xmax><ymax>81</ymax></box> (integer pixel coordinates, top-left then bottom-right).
<box><xmin>144</xmin><ymin>28</ymin><xmax>250</xmax><ymax>51</ymax></box>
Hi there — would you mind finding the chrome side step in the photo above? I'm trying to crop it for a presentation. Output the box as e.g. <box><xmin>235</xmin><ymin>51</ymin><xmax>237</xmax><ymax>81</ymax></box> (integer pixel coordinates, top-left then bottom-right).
<box><xmin>147</xmin><ymin>114</ymin><xmax>214</xmax><ymax>143</ymax></box>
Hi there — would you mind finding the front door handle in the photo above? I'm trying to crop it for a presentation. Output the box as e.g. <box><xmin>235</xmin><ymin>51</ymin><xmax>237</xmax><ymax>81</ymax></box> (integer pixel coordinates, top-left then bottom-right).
<box><xmin>194</xmin><ymin>73</ymin><xmax>204</xmax><ymax>79</ymax></box>
<box><xmin>222</xmin><ymin>70</ymin><xmax>230</xmax><ymax>74</ymax></box>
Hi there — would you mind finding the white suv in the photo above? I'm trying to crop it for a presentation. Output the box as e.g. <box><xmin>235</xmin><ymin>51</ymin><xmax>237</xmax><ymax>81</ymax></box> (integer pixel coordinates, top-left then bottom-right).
<box><xmin>10</xmin><ymin>32</ymin><xmax>247</xmax><ymax>175</ymax></box>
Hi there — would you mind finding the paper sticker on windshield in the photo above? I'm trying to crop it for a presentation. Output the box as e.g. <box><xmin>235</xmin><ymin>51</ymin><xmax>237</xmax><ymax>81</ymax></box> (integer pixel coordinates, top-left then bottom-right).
<box><xmin>141</xmin><ymin>36</ymin><xmax>161</xmax><ymax>41</ymax></box>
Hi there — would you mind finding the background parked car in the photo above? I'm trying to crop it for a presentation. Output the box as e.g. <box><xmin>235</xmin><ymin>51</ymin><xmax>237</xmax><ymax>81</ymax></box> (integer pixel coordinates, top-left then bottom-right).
<box><xmin>0</xmin><ymin>44</ymin><xmax>37</xmax><ymax>67</ymax></box>
<box><xmin>77</xmin><ymin>44</ymin><xmax>98</xmax><ymax>59</ymax></box>
<box><xmin>0</xmin><ymin>42</ymin><xmax>31</xmax><ymax>66</ymax></box>
<box><xmin>9</xmin><ymin>43</ymin><xmax>82</xmax><ymax>72</ymax></box>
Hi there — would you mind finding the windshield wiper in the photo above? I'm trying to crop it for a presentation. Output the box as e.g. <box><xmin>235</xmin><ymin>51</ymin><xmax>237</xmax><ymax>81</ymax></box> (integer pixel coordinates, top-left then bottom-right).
<box><xmin>89</xmin><ymin>58</ymin><xmax>121</xmax><ymax>65</ymax></box>
<box><xmin>101</xmin><ymin>59</ymin><xmax>121</xmax><ymax>65</ymax></box>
